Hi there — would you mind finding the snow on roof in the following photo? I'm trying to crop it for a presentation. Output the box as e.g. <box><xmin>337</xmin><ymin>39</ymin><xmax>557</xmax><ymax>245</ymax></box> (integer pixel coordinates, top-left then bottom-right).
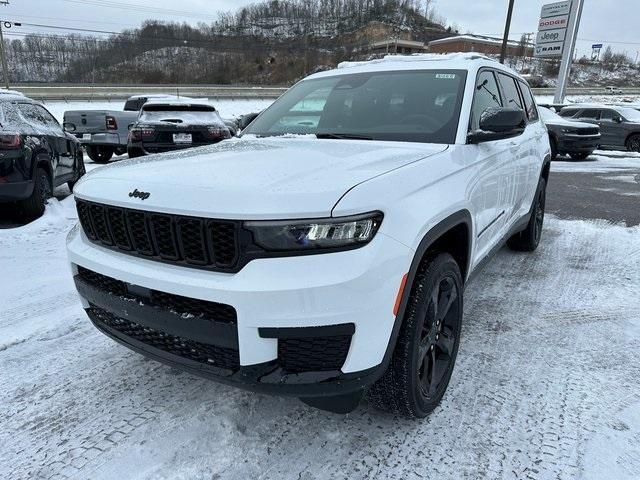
<box><xmin>0</xmin><ymin>88</ymin><xmax>26</xmax><ymax>97</ymax></box>
<box><xmin>141</xmin><ymin>99</ymin><xmax>215</xmax><ymax>109</ymax></box>
<box><xmin>336</xmin><ymin>52</ymin><xmax>495</xmax><ymax>70</ymax></box>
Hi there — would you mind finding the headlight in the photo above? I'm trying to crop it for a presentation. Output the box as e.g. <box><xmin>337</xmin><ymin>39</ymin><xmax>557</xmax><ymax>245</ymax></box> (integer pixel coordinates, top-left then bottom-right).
<box><xmin>244</xmin><ymin>212</ymin><xmax>383</xmax><ymax>252</ymax></box>
<box><xmin>561</xmin><ymin>127</ymin><xmax>578</xmax><ymax>134</ymax></box>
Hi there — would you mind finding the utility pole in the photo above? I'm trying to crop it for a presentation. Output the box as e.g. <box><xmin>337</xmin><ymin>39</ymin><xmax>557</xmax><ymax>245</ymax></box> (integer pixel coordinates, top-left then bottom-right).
<box><xmin>499</xmin><ymin>0</ymin><xmax>515</xmax><ymax>64</ymax></box>
<box><xmin>0</xmin><ymin>0</ymin><xmax>9</xmax><ymax>89</ymax></box>
<box><xmin>554</xmin><ymin>0</ymin><xmax>585</xmax><ymax>103</ymax></box>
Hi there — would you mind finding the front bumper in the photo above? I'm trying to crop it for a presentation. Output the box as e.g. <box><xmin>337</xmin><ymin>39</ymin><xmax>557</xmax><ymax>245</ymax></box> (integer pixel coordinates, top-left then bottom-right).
<box><xmin>67</xmin><ymin>225</ymin><xmax>412</xmax><ymax>396</ymax></box>
<box><xmin>557</xmin><ymin>133</ymin><xmax>600</xmax><ymax>153</ymax></box>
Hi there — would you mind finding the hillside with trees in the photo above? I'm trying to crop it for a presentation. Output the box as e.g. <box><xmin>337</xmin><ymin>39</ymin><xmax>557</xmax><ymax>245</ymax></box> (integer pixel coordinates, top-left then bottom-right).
<box><xmin>4</xmin><ymin>0</ymin><xmax>454</xmax><ymax>84</ymax></box>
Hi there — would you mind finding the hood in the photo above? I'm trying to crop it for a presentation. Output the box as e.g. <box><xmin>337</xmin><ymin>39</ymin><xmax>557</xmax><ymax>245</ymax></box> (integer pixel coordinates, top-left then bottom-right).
<box><xmin>544</xmin><ymin>117</ymin><xmax>598</xmax><ymax>129</ymax></box>
<box><xmin>75</xmin><ymin>137</ymin><xmax>447</xmax><ymax>219</ymax></box>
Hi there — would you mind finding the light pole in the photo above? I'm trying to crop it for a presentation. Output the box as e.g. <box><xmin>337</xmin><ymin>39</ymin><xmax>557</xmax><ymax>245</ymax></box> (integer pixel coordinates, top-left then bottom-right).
<box><xmin>499</xmin><ymin>0</ymin><xmax>516</xmax><ymax>64</ymax></box>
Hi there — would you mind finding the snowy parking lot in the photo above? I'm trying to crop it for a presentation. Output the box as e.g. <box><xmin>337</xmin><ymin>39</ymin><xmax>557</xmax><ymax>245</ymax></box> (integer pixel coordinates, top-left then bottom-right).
<box><xmin>1</xmin><ymin>144</ymin><xmax>640</xmax><ymax>478</ymax></box>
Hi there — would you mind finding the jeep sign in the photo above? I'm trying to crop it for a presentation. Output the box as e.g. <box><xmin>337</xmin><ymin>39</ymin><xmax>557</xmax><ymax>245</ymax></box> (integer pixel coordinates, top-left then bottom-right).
<box><xmin>537</xmin><ymin>28</ymin><xmax>566</xmax><ymax>44</ymax></box>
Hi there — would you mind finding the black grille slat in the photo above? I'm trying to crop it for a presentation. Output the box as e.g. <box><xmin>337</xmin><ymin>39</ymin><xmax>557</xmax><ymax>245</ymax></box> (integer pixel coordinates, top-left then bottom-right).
<box><xmin>279</xmin><ymin>336</ymin><xmax>352</xmax><ymax>373</ymax></box>
<box><xmin>76</xmin><ymin>200</ymin><xmax>239</xmax><ymax>272</ymax></box>
<box><xmin>89</xmin><ymin>204</ymin><xmax>113</xmax><ymax>245</ymax></box>
<box><xmin>177</xmin><ymin>218</ymin><xmax>208</xmax><ymax>265</ymax></box>
<box><xmin>210</xmin><ymin>222</ymin><xmax>238</xmax><ymax>267</ymax></box>
<box><xmin>77</xmin><ymin>201</ymin><xmax>96</xmax><ymax>240</ymax></box>
<box><xmin>106</xmin><ymin>208</ymin><xmax>131</xmax><ymax>250</ymax></box>
<box><xmin>126</xmin><ymin>210</ymin><xmax>154</xmax><ymax>256</ymax></box>
<box><xmin>88</xmin><ymin>305</ymin><xmax>240</xmax><ymax>371</ymax></box>
<box><xmin>77</xmin><ymin>267</ymin><xmax>237</xmax><ymax>324</ymax></box>
<box><xmin>150</xmin><ymin>215</ymin><xmax>179</xmax><ymax>260</ymax></box>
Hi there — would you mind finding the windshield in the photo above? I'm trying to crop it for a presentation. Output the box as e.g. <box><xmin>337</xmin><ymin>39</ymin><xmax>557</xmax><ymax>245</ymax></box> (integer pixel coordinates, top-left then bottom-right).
<box><xmin>139</xmin><ymin>105</ymin><xmax>221</xmax><ymax>124</ymax></box>
<box><xmin>617</xmin><ymin>107</ymin><xmax>640</xmax><ymax>122</ymax></box>
<box><xmin>244</xmin><ymin>70</ymin><xmax>467</xmax><ymax>144</ymax></box>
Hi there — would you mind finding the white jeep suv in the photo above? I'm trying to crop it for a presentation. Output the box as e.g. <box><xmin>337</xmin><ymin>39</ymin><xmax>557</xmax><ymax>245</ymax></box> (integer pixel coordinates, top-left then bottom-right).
<box><xmin>67</xmin><ymin>54</ymin><xmax>550</xmax><ymax>417</ymax></box>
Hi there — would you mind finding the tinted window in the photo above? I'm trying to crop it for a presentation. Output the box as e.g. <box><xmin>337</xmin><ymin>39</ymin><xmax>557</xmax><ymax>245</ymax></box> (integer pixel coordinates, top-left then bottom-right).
<box><xmin>470</xmin><ymin>70</ymin><xmax>502</xmax><ymax>131</ymax></box>
<box><xmin>124</xmin><ymin>98</ymin><xmax>147</xmax><ymax>111</ymax></box>
<box><xmin>244</xmin><ymin>70</ymin><xmax>467</xmax><ymax>144</ymax></box>
<box><xmin>518</xmin><ymin>80</ymin><xmax>539</xmax><ymax>121</ymax></box>
<box><xmin>559</xmin><ymin>109</ymin><xmax>578</xmax><ymax>118</ymax></box>
<box><xmin>497</xmin><ymin>73</ymin><xmax>524</xmax><ymax>110</ymax></box>
<box><xmin>600</xmin><ymin>109</ymin><xmax>615</xmax><ymax>121</ymax></box>
<box><xmin>578</xmin><ymin>109</ymin><xmax>600</xmax><ymax>120</ymax></box>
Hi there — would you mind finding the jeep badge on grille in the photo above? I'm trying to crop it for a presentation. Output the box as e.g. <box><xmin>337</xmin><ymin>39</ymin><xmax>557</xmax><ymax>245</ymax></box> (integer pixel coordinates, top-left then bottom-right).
<box><xmin>129</xmin><ymin>189</ymin><xmax>150</xmax><ymax>200</ymax></box>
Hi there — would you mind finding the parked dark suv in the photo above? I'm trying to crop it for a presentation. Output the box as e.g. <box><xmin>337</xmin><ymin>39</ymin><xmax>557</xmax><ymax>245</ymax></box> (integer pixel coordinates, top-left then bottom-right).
<box><xmin>0</xmin><ymin>92</ymin><xmax>85</xmax><ymax>218</ymax></box>
<box><xmin>559</xmin><ymin>104</ymin><xmax>640</xmax><ymax>152</ymax></box>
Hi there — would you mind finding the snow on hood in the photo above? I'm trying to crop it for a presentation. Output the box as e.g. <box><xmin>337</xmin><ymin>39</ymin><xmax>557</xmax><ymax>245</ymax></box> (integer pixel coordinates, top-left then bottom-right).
<box><xmin>74</xmin><ymin>137</ymin><xmax>448</xmax><ymax>219</ymax></box>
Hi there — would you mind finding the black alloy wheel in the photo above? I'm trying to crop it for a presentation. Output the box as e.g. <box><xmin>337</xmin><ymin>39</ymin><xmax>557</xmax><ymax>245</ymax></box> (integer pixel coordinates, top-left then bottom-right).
<box><xmin>368</xmin><ymin>252</ymin><xmax>463</xmax><ymax>418</ymax></box>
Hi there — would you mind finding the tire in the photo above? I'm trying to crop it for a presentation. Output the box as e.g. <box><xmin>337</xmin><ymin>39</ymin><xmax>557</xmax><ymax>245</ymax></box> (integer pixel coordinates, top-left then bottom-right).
<box><xmin>86</xmin><ymin>145</ymin><xmax>114</xmax><ymax>163</ymax></box>
<box><xmin>368</xmin><ymin>252</ymin><xmax>463</xmax><ymax>418</ymax></box>
<box><xmin>67</xmin><ymin>150</ymin><xmax>86</xmax><ymax>192</ymax></box>
<box><xmin>569</xmin><ymin>152</ymin><xmax>590</xmax><ymax>161</ymax></box>
<box><xmin>507</xmin><ymin>177</ymin><xmax>546</xmax><ymax>252</ymax></box>
<box><xmin>127</xmin><ymin>146</ymin><xmax>144</xmax><ymax>158</ymax></box>
<box><xmin>19</xmin><ymin>167</ymin><xmax>51</xmax><ymax>218</ymax></box>
<box><xmin>625</xmin><ymin>134</ymin><xmax>640</xmax><ymax>153</ymax></box>
<box><xmin>549</xmin><ymin>135</ymin><xmax>558</xmax><ymax>160</ymax></box>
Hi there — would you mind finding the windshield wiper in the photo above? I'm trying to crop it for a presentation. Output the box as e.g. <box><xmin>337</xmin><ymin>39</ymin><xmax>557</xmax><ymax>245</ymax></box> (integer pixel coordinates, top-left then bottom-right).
<box><xmin>316</xmin><ymin>133</ymin><xmax>374</xmax><ymax>140</ymax></box>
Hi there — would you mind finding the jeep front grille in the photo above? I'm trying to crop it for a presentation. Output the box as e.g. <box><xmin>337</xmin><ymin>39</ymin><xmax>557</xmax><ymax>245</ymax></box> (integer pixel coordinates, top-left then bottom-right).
<box><xmin>76</xmin><ymin>199</ymin><xmax>239</xmax><ymax>271</ymax></box>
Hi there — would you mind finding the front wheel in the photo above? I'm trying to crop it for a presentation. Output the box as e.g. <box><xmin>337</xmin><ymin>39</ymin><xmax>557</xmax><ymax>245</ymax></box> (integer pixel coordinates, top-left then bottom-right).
<box><xmin>368</xmin><ymin>253</ymin><xmax>463</xmax><ymax>418</ymax></box>
<box><xmin>507</xmin><ymin>177</ymin><xmax>546</xmax><ymax>252</ymax></box>
<box><xmin>86</xmin><ymin>145</ymin><xmax>114</xmax><ymax>163</ymax></box>
<box><xmin>625</xmin><ymin>134</ymin><xmax>640</xmax><ymax>153</ymax></box>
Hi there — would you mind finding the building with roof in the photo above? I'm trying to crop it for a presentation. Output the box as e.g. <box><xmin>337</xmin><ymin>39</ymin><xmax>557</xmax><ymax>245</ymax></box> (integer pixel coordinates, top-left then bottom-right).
<box><xmin>428</xmin><ymin>35</ymin><xmax>533</xmax><ymax>57</ymax></box>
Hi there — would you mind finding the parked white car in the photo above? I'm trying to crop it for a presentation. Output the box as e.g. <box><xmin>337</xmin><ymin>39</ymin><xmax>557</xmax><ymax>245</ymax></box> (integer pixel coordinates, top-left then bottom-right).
<box><xmin>67</xmin><ymin>53</ymin><xmax>551</xmax><ymax>417</ymax></box>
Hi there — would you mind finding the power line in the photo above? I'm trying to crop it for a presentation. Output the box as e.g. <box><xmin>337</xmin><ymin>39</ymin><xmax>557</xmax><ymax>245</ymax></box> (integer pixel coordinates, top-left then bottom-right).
<box><xmin>62</xmin><ymin>0</ymin><xmax>222</xmax><ymax>21</ymax></box>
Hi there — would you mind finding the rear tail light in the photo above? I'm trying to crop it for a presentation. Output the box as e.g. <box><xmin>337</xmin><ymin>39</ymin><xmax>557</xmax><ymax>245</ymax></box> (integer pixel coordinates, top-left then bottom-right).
<box><xmin>205</xmin><ymin>126</ymin><xmax>231</xmax><ymax>140</ymax></box>
<box><xmin>0</xmin><ymin>133</ymin><xmax>22</xmax><ymax>149</ymax></box>
<box><xmin>106</xmin><ymin>115</ymin><xmax>118</xmax><ymax>130</ymax></box>
<box><xmin>129</xmin><ymin>128</ymin><xmax>155</xmax><ymax>141</ymax></box>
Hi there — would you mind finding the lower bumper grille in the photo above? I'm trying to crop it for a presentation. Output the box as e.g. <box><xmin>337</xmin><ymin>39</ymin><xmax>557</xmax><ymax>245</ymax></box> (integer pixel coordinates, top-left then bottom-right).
<box><xmin>279</xmin><ymin>336</ymin><xmax>352</xmax><ymax>373</ymax></box>
<box><xmin>87</xmin><ymin>305</ymin><xmax>240</xmax><ymax>371</ymax></box>
<box><xmin>77</xmin><ymin>266</ymin><xmax>237</xmax><ymax>324</ymax></box>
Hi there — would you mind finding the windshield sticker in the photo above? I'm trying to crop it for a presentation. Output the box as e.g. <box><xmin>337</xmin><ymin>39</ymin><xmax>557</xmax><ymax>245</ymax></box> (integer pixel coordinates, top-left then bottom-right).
<box><xmin>435</xmin><ymin>74</ymin><xmax>456</xmax><ymax>79</ymax></box>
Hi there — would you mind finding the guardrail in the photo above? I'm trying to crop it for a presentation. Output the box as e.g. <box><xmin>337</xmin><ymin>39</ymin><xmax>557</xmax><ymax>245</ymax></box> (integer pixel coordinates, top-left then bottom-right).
<box><xmin>7</xmin><ymin>84</ymin><xmax>640</xmax><ymax>101</ymax></box>
<box><xmin>11</xmin><ymin>85</ymin><xmax>289</xmax><ymax>101</ymax></box>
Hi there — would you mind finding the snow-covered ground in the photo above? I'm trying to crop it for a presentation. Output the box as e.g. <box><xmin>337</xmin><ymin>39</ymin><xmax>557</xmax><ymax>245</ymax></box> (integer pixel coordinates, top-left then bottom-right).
<box><xmin>1</xmin><ymin>152</ymin><xmax>639</xmax><ymax>479</ymax></box>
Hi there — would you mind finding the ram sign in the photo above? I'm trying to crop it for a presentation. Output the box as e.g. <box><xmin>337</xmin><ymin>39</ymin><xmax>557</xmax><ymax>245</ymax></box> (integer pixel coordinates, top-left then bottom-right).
<box><xmin>535</xmin><ymin>42</ymin><xmax>564</xmax><ymax>58</ymax></box>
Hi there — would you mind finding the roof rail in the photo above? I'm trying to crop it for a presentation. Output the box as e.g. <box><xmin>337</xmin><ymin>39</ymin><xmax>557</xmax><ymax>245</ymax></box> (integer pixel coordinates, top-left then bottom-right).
<box><xmin>337</xmin><ymin>52</ymin><xmax>497</xmax><ymax>69</ymax></box>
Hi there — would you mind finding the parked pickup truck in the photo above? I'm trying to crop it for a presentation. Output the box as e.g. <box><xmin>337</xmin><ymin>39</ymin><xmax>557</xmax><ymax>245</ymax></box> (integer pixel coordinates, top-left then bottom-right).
<box><xmin>62</xmin><ymin>94</ymin><xmax>185</xmax><ymax>163</ymax></box>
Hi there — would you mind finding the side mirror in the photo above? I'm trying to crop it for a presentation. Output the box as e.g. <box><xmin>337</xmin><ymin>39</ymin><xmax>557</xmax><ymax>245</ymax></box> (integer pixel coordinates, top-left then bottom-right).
<box><xmin>614</xmin><ymin>116</ymin><xmax>623</xmax><ymax>123</ymax></box>
<box><xmin>467</xmin><ymin>107</ymin><xmax>526</xmax><ymax>144</ymax></box>
<box><xmin>127</xmin><ymin>123</ymin><xmax>134</xmax><ymax>130</ymax></box>
<box><xmin>63</xmin><ymin>122</ymin><xmax>76</xmax><ymax>132</ymax></box>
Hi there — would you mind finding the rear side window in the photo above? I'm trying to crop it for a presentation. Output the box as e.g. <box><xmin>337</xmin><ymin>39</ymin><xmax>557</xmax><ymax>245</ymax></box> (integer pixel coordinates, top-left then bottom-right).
<box><xmin>18</xmin><ymin>103</ymin><xmax>60</xmax><ymax>128</ymax></box>
<box><xmin>496</xmin><ymin>73</ymin><xmax>524</xmax><ymax>110</ymax></box>
<box><xmin>578</xmin><ymin>109</ymin><xmax>600</xmax><ymax>120</ymax></box>
<box><xmin>470</xmin><ymin>70</ymin><xmax>502</xmax><ymax>131</ymax></box>
<box><xmin>124</xmin><ymin>98</ymin><xmax>147</xmax><ymax>111</ymax></box>
<box><xmin>518</xmin><ymin>81</ymin><xmax>539</xmax><ymax>121</ymax></box>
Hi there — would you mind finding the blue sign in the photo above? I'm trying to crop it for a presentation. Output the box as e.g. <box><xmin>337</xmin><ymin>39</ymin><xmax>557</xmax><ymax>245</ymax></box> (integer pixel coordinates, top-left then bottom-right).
<box><xmin>592</xmin><ymin>43</ymin><xmax>603</xmax><ymax>49</ymax></box>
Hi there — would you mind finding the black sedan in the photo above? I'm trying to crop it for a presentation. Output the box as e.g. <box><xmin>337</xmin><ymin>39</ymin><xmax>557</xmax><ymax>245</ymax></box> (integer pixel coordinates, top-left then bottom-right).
<box><xmin>539</xmin><ymin>107</ymin><xmax>601</xmax><ymax>160</ymax></box>
<box><xmin>127</xmin><ymin>102</ymin><xmax>231</xmax><ymax>158</ymax></box>
<box><xmin>0</xmin><ymin>92</ymin><xmax>85</xmax><ymax>218</ymax></box>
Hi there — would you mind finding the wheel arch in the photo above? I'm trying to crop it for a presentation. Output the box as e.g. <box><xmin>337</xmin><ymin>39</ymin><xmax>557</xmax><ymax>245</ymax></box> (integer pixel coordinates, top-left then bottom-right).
<box><xmin>624</xmin><ymin>131</ymin><xmax>640</xmax><ymax>148</ymax></box>
<box><xmin>373</xmin><ymin>210</ymin><xmax>472</xmax><ymax>380</ymax></box>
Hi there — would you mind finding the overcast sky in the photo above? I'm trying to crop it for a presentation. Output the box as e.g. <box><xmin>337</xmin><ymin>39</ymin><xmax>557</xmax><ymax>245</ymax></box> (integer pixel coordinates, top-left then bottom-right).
<box><xmin>4</xmin><ymin>0</ymin><xmax>638</xmax><ymax>59</ymax></box>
